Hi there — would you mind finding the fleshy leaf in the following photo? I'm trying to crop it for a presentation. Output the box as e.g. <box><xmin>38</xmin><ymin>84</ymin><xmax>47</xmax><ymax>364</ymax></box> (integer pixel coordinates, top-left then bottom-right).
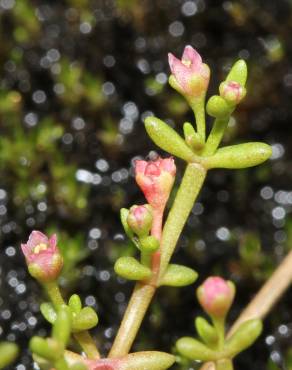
<box><xmin>224</xmin><ymin>319</ymin><xmax>263</xmax><ymax>357</ymax></box>
<box><xmin>70</xmin><ymin>364</ymin><xmax>88</xmax><ymax>370</ymax></box>
<box><xmin>0</xmin><ymin>342</ymin><xmax>19</xmax><ymax>369</ymax></box>
<box><xmin>114</xmin><ymin>256</ymin><xmax>152</xmax><ymax>280</ymax></box>
<box><xmin>183</xmin><ymin>122</ymin><xmax>204</xmax><ymax>150</ymax></box>
<box><xmin>120</xmin><ymin>208</ymin><xmax>140</xmax><ymax>249</ymax></box>
<box><xmin>176</xmin><ymin>337</ymin><xmax>218</xmax><ymax>361</ymax></box>
<box><xmin>145</xmin><ymin>116</ymin><xmax>196</xmax><ymax>162</ymax></box>
<box><xmin>206</xmin><ymin>95</ymin><xmax>232</xmax><ymax>118</ymax></box>
<box><xmin>225</xmin><ymin>60</ymin><xmax>248</xmax><ymax>87</ymax></box>
<box><xmin>30</xmin><ymin>337</ymin><xmax>61</xmax><ymax>361</ymax></box>
<box><xmin>159</xmin><ymin>264</ymin><xmax>198</xmax><ymax>287</ymax></box>
<box><xmin>205</xmin><ymin>142</ymin><xmax>272</xmax><ymax>169</ymax></box>
<box><xmin>120</xmin><ymin>351</ymin><xmax>175</xmax><ymax>370</ymax></box>
<box><xmin>195</xmin><ymin>317</ymin><xmax>218</xmax><ymax>345</ymax></box>
<box><xmin>72</xmin><ymin>307</ymin><xmax>99</xmax><ymax>332</ymax></box>
<box><xmin>69</xmin><ymin>294</ymin><xmax>82</xmax><ymax>315</ymax></box>
<box><xmin>40</xmin><ymin>302</ymin><xmax>57</xmax><ymax>324</ymax></box>
<box><xmin>139</xmin><ymin>236</ymin><xmax>159</xmax><ymax>253</ymax></box>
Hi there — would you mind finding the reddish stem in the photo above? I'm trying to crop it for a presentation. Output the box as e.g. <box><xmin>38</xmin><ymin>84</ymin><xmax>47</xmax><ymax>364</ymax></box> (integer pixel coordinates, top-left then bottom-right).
<box><xmin>151</xmin><ymin>207</ymin><xmax>164</xmax><ymax>241</ymax></box>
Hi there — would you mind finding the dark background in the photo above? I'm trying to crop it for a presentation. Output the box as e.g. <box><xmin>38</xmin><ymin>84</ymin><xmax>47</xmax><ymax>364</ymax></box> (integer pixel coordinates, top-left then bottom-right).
<box><xmin>0</xmin><ymin>1</ymin><xmax>292</xmax><ymax>369</ymax></box>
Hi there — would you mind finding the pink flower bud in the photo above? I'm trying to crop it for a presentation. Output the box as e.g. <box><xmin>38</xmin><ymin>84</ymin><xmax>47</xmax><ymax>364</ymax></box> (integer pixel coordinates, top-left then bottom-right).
<box><xmin>21</xmin><ymin>231</ymin><xmax>63</xmax><ymax>283</ymax></box>
<box><xmin>168</xmin><ymin>45</ymin><xmax>210</xmax><ymax>98</ymax></box>
<box><xmin>127</xmin><ymin>204</ymin><xmax>153</xmax><ymax>237</ymax></box>
<box><xmin>219</xmin><ymin>81</ymin><xmax>246</xmax><ymax>105</ymax></box>
<box><xmin>197</xmin><ymin>276</ymin><xmax>235</xmax><ymax>318</ymax></box>
<box><xmin>135</xmin><ymin>157</ymin><xmax>176</xmax><ymax>212</ymax></box>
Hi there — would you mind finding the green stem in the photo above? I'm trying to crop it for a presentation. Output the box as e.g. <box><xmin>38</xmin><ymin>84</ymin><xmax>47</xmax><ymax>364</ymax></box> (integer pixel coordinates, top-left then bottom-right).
<box><xmin>215</xmin><ymin>359</ymin><xmax>234</xmax><ymax>370</ymax></box>
<box><xmin>73</xmin><ymin>332</ymin><xmax>100</xmax><ymax>360</ymax></box>
<box><xmin>203</xmin><ymin>117</ymin><xmax>229</xmax><ymax>156</ymax></box>
<box><xmin>54</xmin><ymin>357</ymin><xmax>70</xmax><ymax>370</ymax></box>
<box><xmin>109</xmin><ymin>283</ymin><xmax>155</xmax><ymax>358</ymax></box>
<box><xmin>212</xmin><ymin>317</ymin><xmax>225</xmax><ymax>350</ymax></box>
<box><xmin>158</xmin><ymin>163</ymin><xmax>207</xmax><ymax>279</ymax></box>
<box><xmin>190</xmin><ymin>97</ymin><xmax>206</xmax><ymax>143</ymax></box>
<box><xmin>44</xmin><ymin>281</ymin><xmax>100</xmax><ymax>359</ymax></box>
<box><xmin>45</xmin><ymin>281</ymin><xmax>66</xmax><ymax>306</ymax></box>
<box><xmin>141</xmin><ymin>250</ymin><xmax>152</xmax><ymax>267</ymax></box>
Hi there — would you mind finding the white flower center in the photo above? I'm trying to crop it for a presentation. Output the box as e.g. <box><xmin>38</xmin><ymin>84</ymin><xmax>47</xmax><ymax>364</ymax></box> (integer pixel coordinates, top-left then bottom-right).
<box><xmin>33</xmin><ymin>243</ymin><xmax>48</xmax><ymax>254</ymax></box>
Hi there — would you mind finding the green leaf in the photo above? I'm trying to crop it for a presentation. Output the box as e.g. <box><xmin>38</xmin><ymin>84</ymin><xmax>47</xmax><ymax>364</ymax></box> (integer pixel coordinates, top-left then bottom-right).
<box><xmin>195</xmin><ymin>317</ymin><xmax>218</xmax><ymax>345</ymax></box>
<box><xmin>206</xmin><ymin>95</ymin><xmax>232</xmax><ymax>118</ymax></box>
<box><xmin>70</xmin><ymin>363</ymin><xmax>88</xmax><ymax>370</ymax></box>
<box><xmin>159</xmin><ymin>264</ymin><xmax>198</xmax><ymax>287</ymax></box>
<box><xmin>114</xmin><ymin>256</ymin><xmax>152</xmax><ymax>280</ymax></box>
<box><xmin>145</xmin><ymin>116</ymin><xmax>196</xmax><ymax>162</ymax></box>
<box><xmin>183</xmin><ymin>122</ymin><xmax>204</xmax><ymax>151</ymax></box>
<box><xmin>121</xmin><ymin>208</ymin><xmax>133</xmax><ymax>238</ymax></box>
<box><xmin>40</xmin><ymin>302</ymin><xmax>57</xmax><ymax>324</ymax></box>
<box><xmin>52</xmin><ymin>306</ymin><xmax>72</xmax><ymax>347</ymax></box>
<box><xmin>72</xmin><ymin>307</ymin><xmax>99</xmax><ymax>332</ymax></box>
<box><xmin>176</xmin><ymin>337</ymin><xmax>218</xmax><ymax>361</ymax></box>
<box><xmin>205</xmin><ymin>142</ymin><xmax>272</xmax><ymax>169</ymax></box>
<box><xmin>121</xmin><ymin>351</ymin><xmax>175</xmax><ymax>370</ymax></box>
<box><xmin>120</xmin><ymin>208</ymin><xmax>140</xmax><ymax>249</ymax></box>
<box><xmin>224</xmin><ymin>319</ymin><xmax>263</xmax><ymax>357</ymax></box>
<box><xmin>139</xmin><ymin>235</ymin><xmax>160</xmax><ymax>253</ymax></box>
<box><xmin>226</xmin><ymin>60</ymin><xmax>248</xmax><ymax>86</ymax></box>
<box><xmin>69</xmin><ymin>294</ymin><xmax>82</xmax><ymax>315</ymax></box>
<box><xmin>0</xmin><ymin>342</ymin><xmax>19</xmax><ymax>369</ymax></box>
<box><xmin>30</xmin><ymin>337</ymin><xmax>61</xmax><ymax>361</ymax></box>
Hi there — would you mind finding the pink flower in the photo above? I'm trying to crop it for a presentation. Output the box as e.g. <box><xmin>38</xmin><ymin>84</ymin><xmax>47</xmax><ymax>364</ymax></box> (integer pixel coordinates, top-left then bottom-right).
<box><xmin>127</xmin><ymin>204</ymin><xmax>153</xmax><ymax>237</ymax></box>
<box><xmin>135</xmin><ymin>157</ymin><xmax>176</xmax><ymax>211</ymax></box>
<box><xmin>168</xmin><ymin>45</ymin><xmax>210</xmax><ymax>98</ymax></box>
<box><xmin>197</xmin><ymin>276</ymin><xmax>235</xmax><ymax>318</ymax></box>
<box><xmin>219</xmin><ymin>80</ymin><xmax>246</xmax><ymax>105</ymax></box>
<box><xmin>21</xmin><ymin>231</ymin><xmax>63</xmax><ymax>282</ymax></box>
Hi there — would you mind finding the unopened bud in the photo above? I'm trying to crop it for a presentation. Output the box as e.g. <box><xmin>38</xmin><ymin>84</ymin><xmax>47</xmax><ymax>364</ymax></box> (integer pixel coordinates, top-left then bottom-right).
<box><xmin>127</xmin><ymin>205</ymin><xmax>153</xmax><ymax>237</ymax></box>
<box><xmin>219</xmin><ymin>81</ymin><xmax>246</xmax><ymax>105</ymax></box>
<box><xmin>197</xmin><ymin>276</ymin><xmax>235</xmax><ymax>318</ymax></box>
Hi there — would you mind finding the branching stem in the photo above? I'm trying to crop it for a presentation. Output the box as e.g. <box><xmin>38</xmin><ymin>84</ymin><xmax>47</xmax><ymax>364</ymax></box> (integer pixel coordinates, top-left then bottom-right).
<box><xmin>199</xmin><ymin>250</ymin><xmax>292</xmax><ymax>370</ymax></box>
<box><xmin>109</xmin><ymin>163</ymin><xmax>207</xmax><ymax>357</ymax></box>
<box><xmin>44</xmin><ymin>281</ymin><xmax>100</xmax><ymax>359</ymax></box>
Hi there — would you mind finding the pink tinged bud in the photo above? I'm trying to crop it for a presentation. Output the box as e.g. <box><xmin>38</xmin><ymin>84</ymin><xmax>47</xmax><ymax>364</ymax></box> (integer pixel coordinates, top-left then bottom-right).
<box><xmin>135</xmin><ymin>157</ymin><xmax>176</xmax><ymax>211</ymax></box>
<box><xmin>127</xmin><ymin>204</ymin><xmax>153</xmax><ymax>237</ymax></box>
<box><xmin>168</xmin><ymin>45</ymin><xmax>210</xmax><ymax>97</ymax></box>
<box><xmin>197</xmin><ymin>276</ymin><xmax>235</xmax><ymax>318</ymax></box>
<box><xmin>21</xmin><ymin>231</ymin><xmax>63</xmax><ymax>283</ymax></box>
<box><xmin>219</xmin><ymin>81</ymin><xmax>246</xmax><ymax>105</ymax></box>
<box><xmin>85</xmin><ymin>358</ymin><xmax>122</xmax><ymax>370</ymax></box>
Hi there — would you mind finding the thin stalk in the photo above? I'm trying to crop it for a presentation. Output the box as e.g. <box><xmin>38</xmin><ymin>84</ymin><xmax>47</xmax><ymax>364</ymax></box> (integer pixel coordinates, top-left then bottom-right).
<box><xmin>109</xmin><ymin>283</ymin><xmax>155</xmax><ymax>358</ymax></box>
<box><xmin>191</xmin><ymin>99</ymin><xmax>206</xmax><ymax>143</ymax></box>
<box><xmin>44</xmin><ymin>281</ymin><xmax>100</xmax><ymax>359</ymax></box>
<box><xmin>151</xmin><ymin>208</ymin><xmax>163</xmax><ymax>241</ymax></box>
<box><xmin>109</xmin><ymin>163</ymin><xmax>207</xmax><ymax>358</ymax></box>
<box><xmin>203</xmin><ymin>118</ymin><xmax>229</xmax><ymax>156</ymax></box>
<box><xmin>73</xmin><ymin>332</ymin><xmax>100</xmax><ymax>360</ymax></box>
<box><xmin>212</xmin><ymin>318</ymin><xmax>225</xmax><ymax>350</ymax></box>
<box><xmin>159</xmin><ymin>163</ymin><xmax>207</xmax><ymax>279</ymax></box>
<box><xmin>199</xmin><ymin>250</ymin><xmax>292</xmax><ymax>370</ymax></box>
